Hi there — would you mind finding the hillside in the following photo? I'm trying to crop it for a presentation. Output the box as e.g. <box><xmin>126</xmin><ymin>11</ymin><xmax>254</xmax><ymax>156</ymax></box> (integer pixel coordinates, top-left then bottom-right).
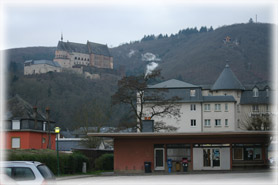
<box><xmin>7</xmin><ymin>72</ymin><xmax>124</xmax><ymax>130</ymax></box>
<box><xmin>110</xmin><ymin>23</ymin><xmax>272</xmax><ymax>85</ymax></box>
<box><xmin>4</xmin><ymin>22</ymin><xmax>273</xmax><ymax>130</ymax></box>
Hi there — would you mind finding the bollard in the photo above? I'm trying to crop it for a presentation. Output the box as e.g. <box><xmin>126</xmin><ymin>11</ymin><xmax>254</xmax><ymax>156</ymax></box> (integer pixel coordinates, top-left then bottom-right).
<box><xmin>82</xmin><ymin>162</ymin><xmax>87</xmax><ymax>173</ymax></box>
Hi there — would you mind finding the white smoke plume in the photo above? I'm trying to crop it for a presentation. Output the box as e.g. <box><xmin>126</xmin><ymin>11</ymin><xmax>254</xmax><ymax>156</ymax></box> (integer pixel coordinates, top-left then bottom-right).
<box><xmin>127</xmin><ymin>49</ymin><xmax>136</xmax><ymax>58</ymax></box>
<box><xmin>145</xmin><ymin>62</ymin><xmax>159</xmax><ymax>77</ymax></box>
<box><xmin>141</xmin><ymin>52</ymin><xmax>161</xmax><ymax>62</ymax></box>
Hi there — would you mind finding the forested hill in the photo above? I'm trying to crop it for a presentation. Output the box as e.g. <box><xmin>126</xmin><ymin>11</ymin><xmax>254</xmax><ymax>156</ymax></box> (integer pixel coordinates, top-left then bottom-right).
<box><xmin>6</xmin><ymin>23</ymin><xmax>272</xmax><ymax>84</ymax></box>
<box><xmin>5</xmin><ymin>22</ymin><xmax>273</xmax><ymax>130</ymax></box>
<box><xmin>110</xmin><ymin>23</ymin><xmax>272</xmax><ymax>85</ymax></box>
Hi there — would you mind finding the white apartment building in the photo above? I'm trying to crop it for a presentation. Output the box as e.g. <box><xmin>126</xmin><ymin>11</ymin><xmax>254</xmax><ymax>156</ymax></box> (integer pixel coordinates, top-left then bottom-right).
<box><xmin>140</xmin><ymin>64</ymin><xmax>272</xmax><ymax>133</ymax></box>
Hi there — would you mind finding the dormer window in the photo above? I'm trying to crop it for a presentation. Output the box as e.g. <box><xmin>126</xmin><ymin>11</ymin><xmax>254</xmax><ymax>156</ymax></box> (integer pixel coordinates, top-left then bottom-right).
<box><xmin>266</xmin><ymin>88</ymin><xmax>269</xmax><ymax>97</ymax></box>
<box><xmin>253</xmin><ymin>87</ymin><xmax>259</xmax><ymax>97</ymax></box>
<box><xmin>190</xmin><ymin>89</ymin><xmax>196</xmax><ymax>97</ymax></box>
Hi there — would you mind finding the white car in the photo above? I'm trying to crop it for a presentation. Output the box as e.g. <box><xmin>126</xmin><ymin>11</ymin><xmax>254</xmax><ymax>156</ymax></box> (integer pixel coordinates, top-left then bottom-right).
<box><xmin>1</xmin><ymin>161</ymin><xmax>55</xmax><ymax>185</ymax></box>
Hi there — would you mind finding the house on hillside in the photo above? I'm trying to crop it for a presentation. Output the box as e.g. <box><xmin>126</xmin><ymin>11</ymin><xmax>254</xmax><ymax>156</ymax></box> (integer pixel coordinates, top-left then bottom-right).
<box><xmin>88</xmin><ymin>64</ymin><xmax>272</xmax><ymax>173</ymax></box>
<box><xmin>24</xmin><ymin>60</ymin><xmax>62</xmax><ymax>75</ymax></box>
<box><xmin>3</xmin><ymin>95</ymin><xmax>56</xmax><ymax>150</ymax></box>
<box><xmin>53</xmin><ymin>39</ymin><xmax>113</xmax><ymax>69</ymax></box>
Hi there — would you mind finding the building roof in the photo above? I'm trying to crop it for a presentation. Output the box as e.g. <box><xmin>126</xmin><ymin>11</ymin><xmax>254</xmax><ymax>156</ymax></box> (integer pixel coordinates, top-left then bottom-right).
<box><xmin>144</xmin><ymin>88</ymin><xmax>203</xmax><ymax>103</ymax></box>
<box><xmin>240</xmin><ymin>90</ymin><xmax>272</xmax><ymax>105</ymax></box>
<box><xmin>6</xmin><ymin>95</ymin><xmax>46</xmax><ymax>121</ymax></box>
<box><xmin>203</xmin><ymin>96</ymin><xmax>236</xmax><ymax>102</ymax></box>
<box><xmin>25</xmin><ymin>60</ymin><xmax>61</xmax><ymax>68</ymax></box>
<box><xmin>211</xmin><ymin>64</ymin><xmax>245</xmax><ymax>91</ymax></box>
<box><xmin>148</xmin><ymin>79</ymin><xmax>199</xmax><ymax>89</ymax></box>
<box><xmin>87</xmin><ymin>41</ymin><xmax>111</xmax><ymax>57</ymax></box>
<box><xmin>87</xmin><ymin>131</ymin><xmax>271</xmax><ymax>139</ymax></box>
<box><xmin>57</xmin><ymin>41</ymin><xmax>89</xmax><ymax>54</ymax></box>
<box><xmin>56</xmin><ymin>41</ymin><xmax>111</xmax><ymax>57</ymax></box>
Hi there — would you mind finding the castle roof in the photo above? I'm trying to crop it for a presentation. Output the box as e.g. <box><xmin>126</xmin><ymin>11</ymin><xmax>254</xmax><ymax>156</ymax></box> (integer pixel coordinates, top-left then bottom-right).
<box><xmin>211</xmin><ymin>64</ymin><xmax>245</xmax><ymax>91</ymax></box>
<box><xmin>87</xmin><ymin>41</ymin><xmax>111</xmax><ymax>57</ymax></box>
<box><xmin>24</xmin><ymin>60</ymin><xmax>61</xmax><ymax>67</ymax></box>
<box><xmin>57</xmin><ymin>41</ymin><xmax>111</xmax><ymax>57</ymax></box>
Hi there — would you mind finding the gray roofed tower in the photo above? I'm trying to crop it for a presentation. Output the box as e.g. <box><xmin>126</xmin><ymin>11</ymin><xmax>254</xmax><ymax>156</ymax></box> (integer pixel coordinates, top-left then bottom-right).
<box><xmin>211</xmin><ymin>64</ymin><xmax>245</xmax><ymax>90</ymax></box>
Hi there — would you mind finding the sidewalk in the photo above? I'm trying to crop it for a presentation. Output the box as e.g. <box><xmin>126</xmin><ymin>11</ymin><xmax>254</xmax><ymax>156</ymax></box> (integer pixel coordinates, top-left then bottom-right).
<box><xmin>56</xmin><ymin>169</ymin><xmax>273</xmax><ymax>181</ymax></box>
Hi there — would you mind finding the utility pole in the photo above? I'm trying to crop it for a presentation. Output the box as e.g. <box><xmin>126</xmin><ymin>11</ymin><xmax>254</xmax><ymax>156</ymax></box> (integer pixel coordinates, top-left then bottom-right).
<box><xmin>256</xmin><ymin>14</ymin><xmax>257</xmax><ymax>23</ymax></box>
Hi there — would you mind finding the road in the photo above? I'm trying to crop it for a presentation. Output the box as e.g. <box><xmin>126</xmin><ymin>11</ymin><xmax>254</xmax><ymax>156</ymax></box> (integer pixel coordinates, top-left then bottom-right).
<box><xmin>57</xmin><ymin>171</ymin><xmax>277</xmax><ymax>185</ymax></box>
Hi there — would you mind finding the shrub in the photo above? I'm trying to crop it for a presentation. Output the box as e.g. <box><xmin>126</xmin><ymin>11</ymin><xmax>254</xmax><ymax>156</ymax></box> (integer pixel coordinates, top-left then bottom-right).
<box><xmin>94</xmin><ymin>153</ymin><xmax>113</xmax><ymax>171</ymax></box>
<box><xmin>5</xmin><ymin>149</ymin><xmax>89</xmax><ymax>175</ymax></box>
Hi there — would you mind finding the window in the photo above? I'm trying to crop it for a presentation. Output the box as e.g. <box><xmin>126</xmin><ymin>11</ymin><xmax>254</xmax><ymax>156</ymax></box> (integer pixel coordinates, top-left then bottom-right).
<box><xmin>252</xmin><ymin>105</ymin><xmax>259</xmax><ymax>112</ymax></box>
<box><xmin>37</xmin><ymin>165</ymin><xmax>55</xmax><ymax>180</ymax></box>
<box><xmin>4</xmin><ymin>167</ymin><xmax>12</xmax><ymax>177</ymax></box>
<box><xmin>191</xmin><ymin>120</ymin><xmax>196</xmax><ymax>127</ymax></box>
<box><xmin>266</xmin><ymin>105</ymin><xmax>269</xmax><ymax>112</ymax></box>
<box><xmin>13</xmin><ymin>167</ymin><xmax>35</xmax><ymax>180</ymax></box>
<box><xmin>215</xmin><ymin>104</ymin><xmax>221</xmax><ymax>111</ymax></box>
<box><xmin>244</xmin><ymin>148</ymin><xmax>262</xmax><ymax>160</ymax></box>
<box><xmin>233</xmin><ymin>148</ymin><xmax>243</xmax><ymax>160</ymax></box>
<box><xmin>266</xmin><ymin>88</ymin><xmax>269</xmax><ymax>97</ymax></box>
<box><xmin>215</xmin><ymin>119</ymin><xmax>221</xmax><ymax>126</ymax></box>
<box><xmin>253</xmin><ymin>87</ymin><xmax>259</xmax><ymax>97</ymax></box>
<box><xmin>225</xmin><ymin>103</ymin><xmax>228</xmax><ymax>111</ymax></box>
<box><xmin>204</xmin><ymin>104</ymin><xmax>210</xmax><ymax>111</ymax></box>
<box><xmin>12</xmin><ymin>120</ymin><xmax>20</xmax><ymax>130</ymax></box>
<box><xmin>12</xmin><ymin>137</ymin><xmax>20</xmax><ymax>149</ymax></box>
<box><xmin>190</xmin><ymin>104</ymin><xmax>196</xmax><ymax>111</ymax></box>
<box><xmin>225</xmin><ymin>119</ymin><xmax>228</xmax><ymax>126</ymax></box>
<box><xmin>204</xmin><ymin>119</ymin><xmax>211</xmax><ymax>126</ymax></box>
<box><xmin>190</xmin><ymin>90</ymin><xmax>196</xmax><ymax>97</ymax></box>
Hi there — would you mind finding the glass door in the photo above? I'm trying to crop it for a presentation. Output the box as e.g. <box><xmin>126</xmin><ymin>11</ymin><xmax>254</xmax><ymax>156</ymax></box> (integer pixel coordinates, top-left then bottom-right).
<box><xmin>212</xmin><ymin>149</ymin><xmax>220</xmax><ymax>167</ymax></box>
<box><xmin>203</xmin><ymin>148</ymin><xmax>220</xmax><ymax>168</ymax></box>
<box><xmin>154</xmin><ymin>148</ymin><xmax>165</xmax><ymax>170</ymax></box>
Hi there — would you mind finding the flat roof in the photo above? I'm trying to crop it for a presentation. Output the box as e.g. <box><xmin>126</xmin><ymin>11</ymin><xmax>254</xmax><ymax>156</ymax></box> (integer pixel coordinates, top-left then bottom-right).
<box><xmin>87</xmin><ymin>131</ymin><xmax>272</xmax><ymax>139</ymax></box>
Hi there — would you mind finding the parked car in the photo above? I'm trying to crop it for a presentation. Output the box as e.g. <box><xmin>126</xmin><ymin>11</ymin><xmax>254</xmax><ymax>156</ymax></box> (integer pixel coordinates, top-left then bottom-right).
<box><xmin>0</xmin><ymin>161</ymin><xmax>55</xmax><ymax>185</ymax></box>
<box><xmin>0</xmin><ymin>173</ymin><xmax>18</xmax><ymax>185</ymax></box>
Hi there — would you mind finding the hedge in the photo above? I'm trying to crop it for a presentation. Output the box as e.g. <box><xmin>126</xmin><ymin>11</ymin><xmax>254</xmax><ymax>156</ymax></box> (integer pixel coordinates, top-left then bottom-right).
<box><xmin>5</xmin><ymin>149</ymin><xmax>89</xmax><ymax>175</ymax></box>
<box><xmin>94</xmin><ymin>153</ymin><xmax>113</xmax><ymax>171</ymax></box>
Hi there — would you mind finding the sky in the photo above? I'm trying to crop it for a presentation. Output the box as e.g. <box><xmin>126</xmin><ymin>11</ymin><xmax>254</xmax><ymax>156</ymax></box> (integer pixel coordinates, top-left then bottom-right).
<box><xmin>0</xmin><ymin>0</ymin><xmax>277</xmax><ymax>50</ymax></box>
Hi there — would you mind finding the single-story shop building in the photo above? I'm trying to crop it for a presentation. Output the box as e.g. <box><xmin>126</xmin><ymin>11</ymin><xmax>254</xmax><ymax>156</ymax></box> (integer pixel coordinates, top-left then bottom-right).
<box><xmin>88</xmin><ymin>131</ymin><xmax>271</xmax><ymax>173</ymax></box>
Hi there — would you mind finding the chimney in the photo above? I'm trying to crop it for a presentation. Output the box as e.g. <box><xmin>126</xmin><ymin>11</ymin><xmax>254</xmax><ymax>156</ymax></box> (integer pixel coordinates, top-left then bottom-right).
<box><xmin>33</xmin><ymin>106</ymin><xmax>38</xmax><ymax>129</ymax></box>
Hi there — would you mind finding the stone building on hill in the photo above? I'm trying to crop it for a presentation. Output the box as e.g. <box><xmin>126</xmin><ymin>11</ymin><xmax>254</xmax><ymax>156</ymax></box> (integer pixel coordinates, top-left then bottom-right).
<box><xmin>53</xmin><ymin>39</ymin><xmax>113</xmax><ymax>69</ymax></box>
<box><xmin>24</xmin><ymin>60</ymin><xmax>62</xmax><ymax>75</ymax></box>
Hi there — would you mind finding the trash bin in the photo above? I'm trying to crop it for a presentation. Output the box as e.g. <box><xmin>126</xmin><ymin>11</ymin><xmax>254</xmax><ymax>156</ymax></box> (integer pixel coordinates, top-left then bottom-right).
<box><xmin>144</xmin><ymin>162</ymin><xmax>152</xmax><ymax>173</ymax></box>
<box><xmin>167</xmin><ymin>159</ymin><xmax>172</xmax><ymax>173</ymax></box>
<box><xmin>175</xmin><ymin>162</ymin><xmax>181</xmax><ymax>172</ymax></box>
<box><xmin>182</xmin><ymin>158</ymin><xmax>188</xmax><ymax>172</ymax></box>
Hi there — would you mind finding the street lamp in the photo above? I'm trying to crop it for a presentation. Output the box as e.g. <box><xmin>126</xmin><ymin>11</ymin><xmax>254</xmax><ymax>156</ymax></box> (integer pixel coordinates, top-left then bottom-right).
<box><xmin>55</xmin><ymin>127</ymin><xmax>60</xmax><ymax>176</ymax></box>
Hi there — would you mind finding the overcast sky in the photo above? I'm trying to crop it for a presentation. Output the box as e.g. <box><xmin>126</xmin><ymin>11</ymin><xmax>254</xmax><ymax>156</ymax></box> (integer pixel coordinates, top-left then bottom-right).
<box><xmin>1</xmin><ymin>0</ymin><xmax>277</xmax><ymax>50</ymax></box>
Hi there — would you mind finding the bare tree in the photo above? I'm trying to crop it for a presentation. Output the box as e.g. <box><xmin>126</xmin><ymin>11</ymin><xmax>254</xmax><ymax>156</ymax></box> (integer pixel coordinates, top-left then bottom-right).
<box><xmin>74</xmin><ymin>100</ymin><xmax>110</xmax><ymax>148</ymax></box>
<box><xmin>112</xmin><ymin>70</ymin><xmax>181</xmax><ymax>132</ymax></box>
<box><xmin>241</xmin><ymin>113</ymin><xmax>272</xmax><ymax>131</ymax></box>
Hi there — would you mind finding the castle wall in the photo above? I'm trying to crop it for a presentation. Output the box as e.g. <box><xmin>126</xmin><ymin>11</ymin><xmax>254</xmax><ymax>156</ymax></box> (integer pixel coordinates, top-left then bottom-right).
<box><xmin>24</xmin><ymin>64</ymin><xmax>61</xmax><ymax>75</ymax></box>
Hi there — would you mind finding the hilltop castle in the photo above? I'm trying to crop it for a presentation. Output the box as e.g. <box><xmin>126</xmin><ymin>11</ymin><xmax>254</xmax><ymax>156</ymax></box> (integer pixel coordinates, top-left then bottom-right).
<box><xmin>24</xmin><ymin>38</ymin><xmax>113</xmax><ymax>75</ymax></box>
<box><xmin>53</xmin><ymin>38</ymin><xmax>113</xmax><ymax>69</ymax></box>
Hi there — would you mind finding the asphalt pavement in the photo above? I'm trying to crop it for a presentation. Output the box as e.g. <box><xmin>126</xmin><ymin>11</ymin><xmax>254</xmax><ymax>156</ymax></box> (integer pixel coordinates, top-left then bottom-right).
<box><xmin>56</xmin><ymin>169</ymin><xmax>277</xmax><ymax>185</ymax></box>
